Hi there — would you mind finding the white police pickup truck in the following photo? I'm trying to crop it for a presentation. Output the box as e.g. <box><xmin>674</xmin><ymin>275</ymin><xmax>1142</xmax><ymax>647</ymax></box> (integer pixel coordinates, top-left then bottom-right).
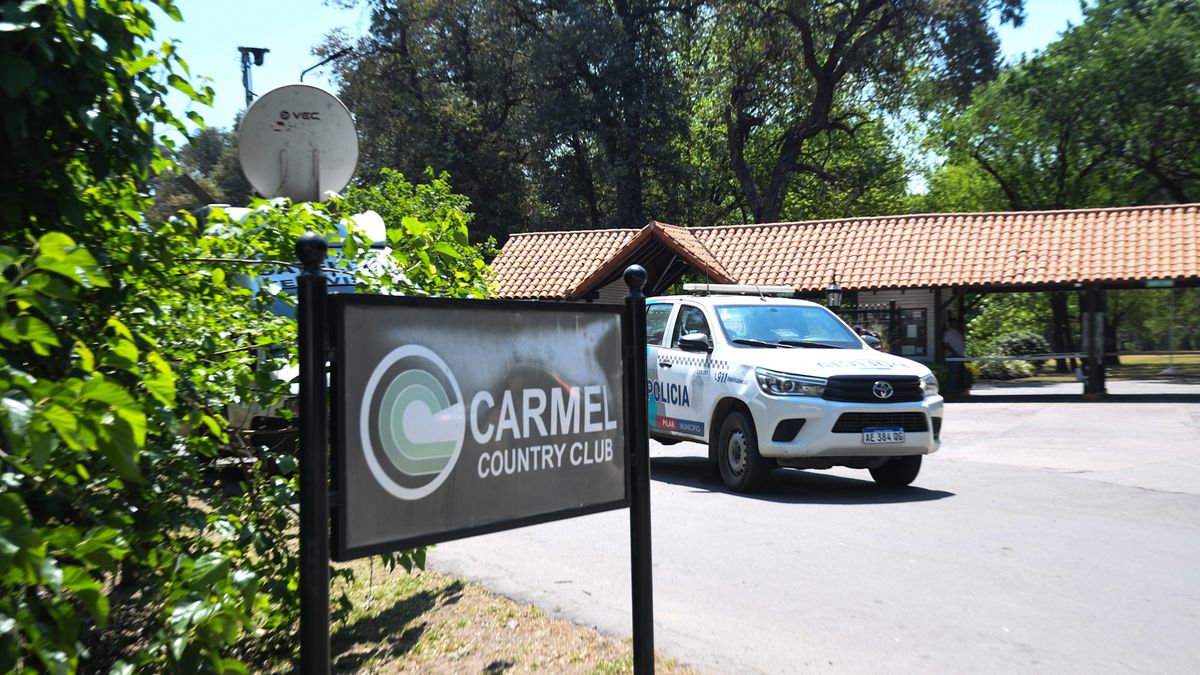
<box><xmin>645</xmin><ymin>287</ymin><xmax>942</xmax><ymax>492</ymax></box>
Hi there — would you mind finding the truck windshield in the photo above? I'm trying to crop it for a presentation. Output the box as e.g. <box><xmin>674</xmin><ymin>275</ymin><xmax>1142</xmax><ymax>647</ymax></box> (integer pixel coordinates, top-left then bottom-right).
<box><xmin>715</xmin><ymin>305</ymin><xmax>860</xmax><ymax>349</ymax></box>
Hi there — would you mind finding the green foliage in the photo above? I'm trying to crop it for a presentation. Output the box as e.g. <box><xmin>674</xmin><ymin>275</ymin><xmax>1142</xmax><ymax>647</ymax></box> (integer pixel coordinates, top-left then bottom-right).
<box><xmin>989</xmin><ymin>332</ymin><xmax>1051</xmax><ymax>357</ymax></box>
<box><xmin>989</xmin><ymin>331</ymin><xmax>1051</xmax><ymax>372</ymax></box>
<box><xmin>148</xmin><ymin>126</ymin><xmax>255</xmax><ymax>221</ymax></box>
<box><xmin>924</xmin><ymin>0</ymin><xmax>1200</xmax><ymax>210</ymax></box>
<box><xmin>0</xmin><ymin>2</ymin><xmax>493</xmax><ymax>672</ymax></box>
<box><xmin>341</xmin><ymin>169</ymin><xmax>493</xmax><ymax>299</ymax></box>
<box><xmin>332</xmin><ymin>0</ymin><xmax>1018</xmax><ymax>232</ymax></box>
<box><xmin>1115</xmin><ymin>288</ymin><xmax>1200</xmax><ymax>351</ymax></box>
<box><xmin>975</xmin><ymin>358</ymin><xmax>1036</xmax><ymax>380</ymax></box>
<box><xmin>0</xmin><ymin>0</ymin><xmax>214</xmax><ymax>232</ymax></box>
<box><xmin>965</xmin><ymin>293</ymin><xmax>1052</xmax><ymax>353</ymax></box>
<box><xmin>692</xmin><ymin>0</ymin><xmax>1021</xmax><ymax>223</ymax></box>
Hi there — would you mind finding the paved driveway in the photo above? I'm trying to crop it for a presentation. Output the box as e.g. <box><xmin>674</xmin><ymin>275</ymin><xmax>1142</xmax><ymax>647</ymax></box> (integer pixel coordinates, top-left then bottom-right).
<box><xmin>430</xmin><ymin>388</ymin><xmax>1200</xmax><ymax>673</ymax></box>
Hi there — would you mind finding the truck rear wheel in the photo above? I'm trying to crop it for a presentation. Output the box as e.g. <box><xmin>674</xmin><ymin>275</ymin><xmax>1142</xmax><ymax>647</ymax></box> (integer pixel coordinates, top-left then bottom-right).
<box><xmin>717</xmin><ymin>410</ymin><xmax>769</xmax><ymax>493</ymax></box>
<box><xmin>869</xmin><ymin>455</ymin><xmax>922</xmax><ymax>487</ymax></box>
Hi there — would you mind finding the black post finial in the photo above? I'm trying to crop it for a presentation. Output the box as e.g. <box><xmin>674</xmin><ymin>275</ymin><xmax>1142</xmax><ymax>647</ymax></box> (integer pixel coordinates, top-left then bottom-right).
<box><xmin>296</xmin><ymin>232</ymin><xmax>328</xmax><ymax>275</ymax></box>
<box><xmin>624</xmin><ymin>264</ymin><xmax>647</xmax><ymax>298</ymax></box>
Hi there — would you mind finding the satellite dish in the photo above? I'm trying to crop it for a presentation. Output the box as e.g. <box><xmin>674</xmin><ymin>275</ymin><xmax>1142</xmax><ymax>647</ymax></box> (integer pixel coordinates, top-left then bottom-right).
<box><xmin>238</xmin><ymin>83</ymin><xmax>358</xmax><ymax>202</ymax></box>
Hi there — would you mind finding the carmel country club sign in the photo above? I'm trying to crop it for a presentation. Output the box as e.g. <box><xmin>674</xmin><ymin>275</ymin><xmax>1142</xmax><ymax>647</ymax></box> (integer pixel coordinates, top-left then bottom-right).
<box><xmin>331</xmin><ymin>295</ymin><xmax>629</xmax><ymax>559</ymax></box>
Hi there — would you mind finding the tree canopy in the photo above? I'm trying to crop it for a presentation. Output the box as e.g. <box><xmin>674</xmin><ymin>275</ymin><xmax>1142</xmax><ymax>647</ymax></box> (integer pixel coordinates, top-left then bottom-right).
<box><xmin>924</xmin><ymin>0</ymin><xmax>1200</xmax><ymax>211</ymax></box>
<box><xmin>0</xmin><ymin>1</ymin><xmax>490</xmax><ymax>671</ymax></box>
<box><xmin>325</xmin><ymin>0</ymin><xmax>1023</xmax><ymax>239</ymax></box>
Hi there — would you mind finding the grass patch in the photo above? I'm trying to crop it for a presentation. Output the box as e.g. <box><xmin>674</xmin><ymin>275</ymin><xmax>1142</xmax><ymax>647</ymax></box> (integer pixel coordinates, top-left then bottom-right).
<box><xmin>977</xmin><ymin>354</ymin><xmax>1200</xmax><ymax>384</ymax></box>
<box><xmin>326</xmin><ymin>559</ymin><xmax>699</xmax><ymax>673</ymax></box>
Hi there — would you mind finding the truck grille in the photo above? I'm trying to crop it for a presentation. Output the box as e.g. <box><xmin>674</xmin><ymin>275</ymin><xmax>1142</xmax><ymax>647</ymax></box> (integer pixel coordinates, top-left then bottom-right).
<box><xmin>822</xmin><ymin>375</ymin><xmax>923</xmax><ymax>403</ymax></box>
<box><xmin>832</xmin><ymin>412</ymin><xmax>929</xmax><ymax>433</ymax></box>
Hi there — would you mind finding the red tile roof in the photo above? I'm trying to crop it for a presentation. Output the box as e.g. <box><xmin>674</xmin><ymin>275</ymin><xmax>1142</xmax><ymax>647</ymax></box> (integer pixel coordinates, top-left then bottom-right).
<box><xmin>490</xmin><ymin>204</ymin><xmax>1200</xmax><ymax>299</ymax></box>
<box><xmin>490</xmin><ymin>228</ymin><xmax>640</xmax><ymax>300</ymax></box>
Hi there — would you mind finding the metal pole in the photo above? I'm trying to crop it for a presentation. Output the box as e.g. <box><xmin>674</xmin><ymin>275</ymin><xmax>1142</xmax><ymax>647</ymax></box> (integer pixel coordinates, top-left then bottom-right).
<box><xmin>297</xmin><ymin>233</ymin><xmax>331</xmax><ymax>673</ymax></box>
<box><xmin>240</xmin><ymin>49</ymin><xmax>252</xmax><ymax>108</ymax></box>
<box><xmin>301</xmin><ymin>47</ymin><xmax>354</xmax><ymax>82</ymax></box>
<box><xmin>624</xmin><ymin>265</ymin><xmax>655</xmax><ymax>674</ymax></box>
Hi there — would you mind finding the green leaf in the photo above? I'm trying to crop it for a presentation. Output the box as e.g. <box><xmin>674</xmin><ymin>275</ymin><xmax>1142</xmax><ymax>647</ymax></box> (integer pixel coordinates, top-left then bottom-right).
<box><xmin>190</xmin><ymin>552</ymin><xmax>229</xmax><ymax>587</ymax></box>
<box><xmin>33</xmin><ymin>232</ymin><xmax>108</xmax><ymax>288</ymax></box>
<box><xmin>38</xmin><ymin>555</ymin><xmax>63</xmax><ymax>588</ymax></box>
<box><xmin>81</xmin><ymin>377</ymin><xmax>138</xmax><ymax>411</ymax></box>
<box><xmin>192</xmin><ymin>412</ymin><xmax>225</xmax><ymax>441</ymax></box>
<box><xmin>74</xmin><ymin>528</ymin><xmax>128</xmax><ymax>571</ymax></box>
<box><xmin>41</xmin><ymin>405</ymin><xmax>79</xmax><ymax>450</ymax></box>
<box><xmin>0</xmin><ymin>492</ymin><xmax>32</xmax><ymax>526</ymax></box>
<box><xmin>169</xmin><ymin>599</ymin><xmax>213</xmax><ymax>633</ymax></box>
<box><xmin>167</xmin><ymin>73</ymin><xmax>199</xmax><ymax>101</ymax></box>
<box><xmin>144</xmin><ymin>352</ymin><xmax>177</xmax><ymax>406</ymax></box>
<box><xmin>402</xmin><ymin>216</ymin><xmax>428</xmax><ymax>236</ymax></box>
<box><xmin>1</xmin><ymin>392</ymin><xmax>33</xmax><ymax>436</ymax></box>
<box><xmin>75</xmin><ymin>340</ymin><xmax>95</xmax><ymax>373</ymax></box>
<box><xmin>29</xmin><ymin>427</ymin><xmax>54</xmax><ymax>467</ymax></box>
<box><xmin>36</xmin><ymin>276</ymin><xmax>80</xmax><ymax>301</ymax></box>
<box><xmin>433</xmin><ymin>242</ymin><xmax>462</xmax><ymax>259</ymax></box>
<box><xmin>99</xmin><ymin>417</ymin><xmax>143</xmax><ymax>481</ymax></box>
<box><xmin>218</xmin><ymin>658</ymin><xmax>251</xmax><ymax>674</ymax></box>
<box><xmin>62</xmin><ymin>566</ymin><xmax>108</xmax><ymax>627</ymax></box>
<box><xmin>102</xmin><ymin>339</ymin><xmax>140</xmax><ymax>374</ymax></box>
<box><xmin>0</xmin><ymin>316</ymin><xmax>61</xmax><ymax>348</ymax></box>
<box><xmin>106</xmin><ymin>317</ymin><xmax>134</xmax><ymax>342</ymax></box>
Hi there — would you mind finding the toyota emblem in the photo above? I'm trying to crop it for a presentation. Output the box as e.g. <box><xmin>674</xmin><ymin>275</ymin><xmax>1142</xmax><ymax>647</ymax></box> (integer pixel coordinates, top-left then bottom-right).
<box><xmin>872</xmin><ymin>381</ymin><xmax>894</xmax><ymax>399</ymax></box>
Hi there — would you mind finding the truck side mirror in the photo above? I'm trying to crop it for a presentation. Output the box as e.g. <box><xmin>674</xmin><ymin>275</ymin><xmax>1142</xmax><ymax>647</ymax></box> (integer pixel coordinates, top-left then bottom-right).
<box><xmin>679</xmin><ymin>332</ymin><xmax>713</xmax><ymax>353</ymax></box>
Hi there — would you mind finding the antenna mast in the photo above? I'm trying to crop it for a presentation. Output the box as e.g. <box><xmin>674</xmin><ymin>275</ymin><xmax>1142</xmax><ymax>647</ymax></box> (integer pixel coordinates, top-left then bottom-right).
<box><xmin>238</xmin><ymin>46</ymin><xmax>270</xmax><ymax>107</ymax></box>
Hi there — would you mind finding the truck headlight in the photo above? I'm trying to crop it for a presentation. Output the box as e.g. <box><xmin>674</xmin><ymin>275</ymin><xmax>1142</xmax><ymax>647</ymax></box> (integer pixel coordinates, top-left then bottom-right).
<box><xmin>755</xmin><ymin>368</ymin><xmax>826</xmax><ymax>397</ymax></box>
<box><xmin>920</xmin><ymin>373</ymin><xmax>939</xmax><ymax>397</ymax></box>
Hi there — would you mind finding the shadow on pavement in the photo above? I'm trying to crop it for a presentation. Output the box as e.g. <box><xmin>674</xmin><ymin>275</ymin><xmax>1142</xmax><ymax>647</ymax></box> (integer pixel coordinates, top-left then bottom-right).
<box><xmin>650</xmin><ymin>456</ymin><xmax>955</xmax><ymax>505</ymax></box>
<box><xmin>953</xmin><ymin>393</ymin><xmax>1200</xmax><ymax>403</ymax></box>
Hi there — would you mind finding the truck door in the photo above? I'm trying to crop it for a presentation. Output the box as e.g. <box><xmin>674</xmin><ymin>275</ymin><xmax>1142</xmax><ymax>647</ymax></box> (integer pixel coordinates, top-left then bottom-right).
<box><xmin>645</xmin><ymin>303</ymin><xmax>675</xmax><ymax>433</ymax></box>
<box><xmin>656</xmin><ymin>304</ymin><xmax>711</xmax><ymax>439</ymax></box>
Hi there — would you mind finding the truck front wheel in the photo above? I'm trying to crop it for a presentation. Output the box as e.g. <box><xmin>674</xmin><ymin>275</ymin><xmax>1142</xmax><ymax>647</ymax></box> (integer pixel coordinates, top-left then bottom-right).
<box><xmin>869</xmin><ymin>455</ymin><xmax>922</xmax><ymax>487</ymax></box>
<box><xmin>717</xmin><ymin>410</ymin><xmax>769</xmax><ymax>493</ymax></box>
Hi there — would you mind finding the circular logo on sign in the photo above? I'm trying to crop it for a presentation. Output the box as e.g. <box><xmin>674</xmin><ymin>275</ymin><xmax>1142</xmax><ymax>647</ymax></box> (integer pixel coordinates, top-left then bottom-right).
<box><xmin>872</xmin><ymin>380</ymin><xmax>895</xmax><ymax>400</ymax></box>
<box><xmin>360</xmin><ymin>345</ymin><xmax>465</xmax><ymax>500</ymax></box>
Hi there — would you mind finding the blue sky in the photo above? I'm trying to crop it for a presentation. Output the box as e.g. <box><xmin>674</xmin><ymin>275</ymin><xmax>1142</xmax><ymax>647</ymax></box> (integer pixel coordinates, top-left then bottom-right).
<box><xmin>159</xmin><ymin>0</ymin><xmax>1085</xmax><ymax>133</ymax></box>
<box><xmin>158</xmin><ymin>0</ymin><xmax>370</xmax><ymax>131</ymax></box>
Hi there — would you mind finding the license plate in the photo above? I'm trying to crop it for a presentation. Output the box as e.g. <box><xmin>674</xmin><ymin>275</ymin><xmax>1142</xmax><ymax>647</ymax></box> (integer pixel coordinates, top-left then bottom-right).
<box><xmin>862</xmin><ymin>427</ymin><xmax>905</xmax><ymax>444</ymax></box>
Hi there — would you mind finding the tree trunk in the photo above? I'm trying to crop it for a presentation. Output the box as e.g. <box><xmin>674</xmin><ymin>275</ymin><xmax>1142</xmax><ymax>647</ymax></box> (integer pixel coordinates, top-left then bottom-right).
<box><xmin>607</xmin><ymin>135</ymin><xmax>644</xmax><ymax>227</ymax></box>
<box><xmin>569</xmin><ymin>134</ymin><xmax>601</xmax><ymax>230</ymax></box>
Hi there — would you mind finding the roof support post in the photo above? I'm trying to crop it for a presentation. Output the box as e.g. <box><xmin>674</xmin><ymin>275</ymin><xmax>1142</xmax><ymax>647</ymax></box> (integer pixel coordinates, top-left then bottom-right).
<box><xmin>934</xmin><ymin>287</ymin><xmax>945</xmax><ymax>364</ymax></box>
<box><xmin>1082</xmin><ymin>285</ymin><xmax>1107</xmax><ymax>398</ymax></box>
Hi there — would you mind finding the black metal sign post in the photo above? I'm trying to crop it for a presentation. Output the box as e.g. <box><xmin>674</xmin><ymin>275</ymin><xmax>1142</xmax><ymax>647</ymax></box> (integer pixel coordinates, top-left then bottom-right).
<box><xmin>296</xmin><ymin>233</ymin><xmax>331</xmax><ymax>674</ymax></box>
<box><xmin>624</xmin><ymin>265</ymin><xmax>655</xmax><ymax>673</ymax></box>
<box><xmin>307</xmin><ymin>253</ymin><xmax>654</xmax><ymax>671</ymax></box>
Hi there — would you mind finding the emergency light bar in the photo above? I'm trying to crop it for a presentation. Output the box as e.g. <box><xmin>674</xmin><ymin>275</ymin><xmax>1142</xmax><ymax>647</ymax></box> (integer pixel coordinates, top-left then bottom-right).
<box><xmin>682</xmin><ymin>283</ymin><xmax>796</xmax><ymax>296</ymax></box>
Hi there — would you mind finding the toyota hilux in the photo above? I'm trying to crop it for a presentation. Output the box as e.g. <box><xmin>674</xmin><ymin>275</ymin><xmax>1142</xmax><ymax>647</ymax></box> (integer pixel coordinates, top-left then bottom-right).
<box><xmin>645</xmin><ymin>288</ymin><xmax>942</xmax><ymax>492</ymax></box>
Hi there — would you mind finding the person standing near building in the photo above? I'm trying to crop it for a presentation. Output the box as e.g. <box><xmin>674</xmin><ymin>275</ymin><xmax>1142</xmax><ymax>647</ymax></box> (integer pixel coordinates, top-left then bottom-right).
<box><xmin>943</xmin><ymin>317</ymin><xmax>966</xmax><ymax>396</ymax></box>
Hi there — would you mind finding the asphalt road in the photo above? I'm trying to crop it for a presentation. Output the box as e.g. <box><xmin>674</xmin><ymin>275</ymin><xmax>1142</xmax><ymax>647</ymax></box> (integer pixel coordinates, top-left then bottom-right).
<box><xmin>429</xmin><ymin>389</ymin><xmax>1200</xmax><ymax>674</ymax></box>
